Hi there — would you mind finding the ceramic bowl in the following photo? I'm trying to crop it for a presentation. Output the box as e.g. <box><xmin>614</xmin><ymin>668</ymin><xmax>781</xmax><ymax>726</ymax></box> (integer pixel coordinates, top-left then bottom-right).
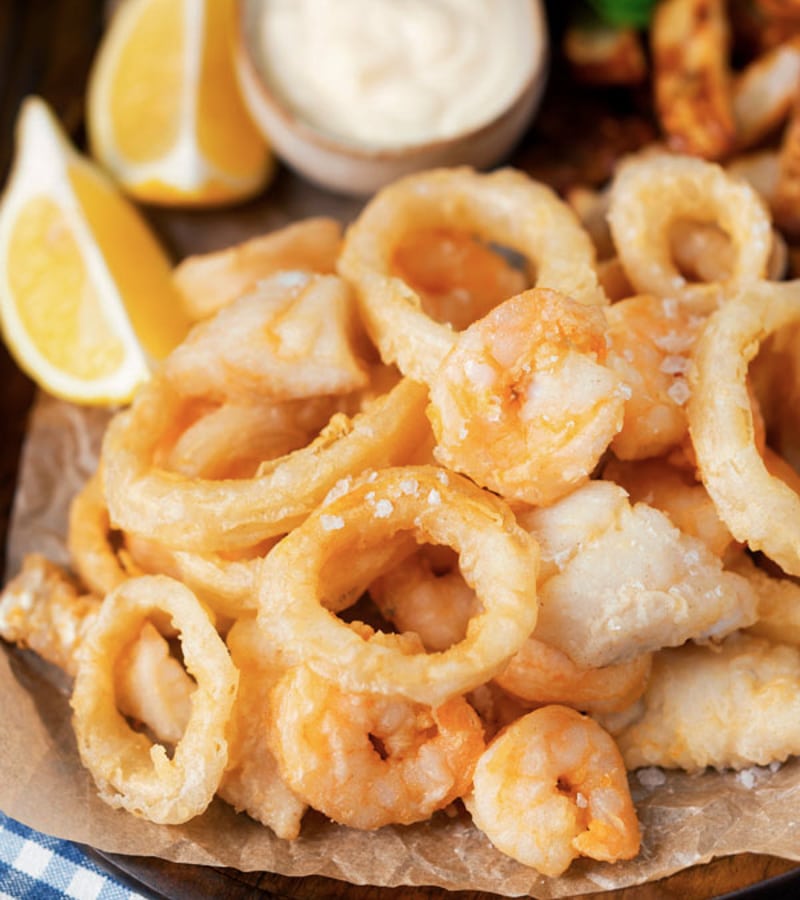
<box><xmin>234</xmin><ymin>0</ymin><xmax>549</xmax><ymax>196</ymax></box>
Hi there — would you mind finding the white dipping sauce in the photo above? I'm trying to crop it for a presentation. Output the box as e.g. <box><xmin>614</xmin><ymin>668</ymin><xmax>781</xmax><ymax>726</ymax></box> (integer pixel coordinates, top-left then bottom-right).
<box><xmin>257</xmin><ymin>0</ymin><xmax>540</xmax><ymax>150</ymax></box>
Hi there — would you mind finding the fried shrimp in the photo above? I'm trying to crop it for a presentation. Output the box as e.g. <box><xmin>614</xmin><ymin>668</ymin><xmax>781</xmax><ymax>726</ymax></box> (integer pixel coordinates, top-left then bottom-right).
<box><xmin>605</xmin><ymin>294</ymin><xmax>706</xmax><ymax>460</ymax></box>
<box><xmin>465</xmin><ymin>705</ymin><xmax>640</xmax><ymax>877</ymax></box>
<box><xmin>495</xmin><ymin>639</ymin><xmax>652</xmax><ymax>716</ymax></box>
<box><xmin>429</xmin><ymin>288</ymin><xmax>626</xmax><ymax>506</ymax></box>
<box><xmin>268</xmin><ymin>659</ymin><xmax>485</xmax><ymax>830</ymax></box>
<box><xmin>369</xmin><ymin>546</ymin><xmax>481</xmax><ymax>652</ymax></box>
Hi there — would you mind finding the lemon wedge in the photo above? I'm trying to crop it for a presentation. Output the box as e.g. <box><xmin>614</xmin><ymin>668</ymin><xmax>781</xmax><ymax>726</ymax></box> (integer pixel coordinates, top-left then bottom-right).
<box><xmin>87</xmin><ymin>0</ymin><xmax>274</xmax><ymax>206</ymax></box>
<box><xmin>0</xmin><ymin>97</ymin><xmax>190</xmax><ymax>406</ymax></box>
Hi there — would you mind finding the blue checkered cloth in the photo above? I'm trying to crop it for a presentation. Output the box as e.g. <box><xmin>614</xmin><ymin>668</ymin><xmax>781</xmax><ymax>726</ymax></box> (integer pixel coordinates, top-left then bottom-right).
<box><xmin>0</xmin><ymin>810</ymin><xmax>148</xmax><ymax>899</ymax></box>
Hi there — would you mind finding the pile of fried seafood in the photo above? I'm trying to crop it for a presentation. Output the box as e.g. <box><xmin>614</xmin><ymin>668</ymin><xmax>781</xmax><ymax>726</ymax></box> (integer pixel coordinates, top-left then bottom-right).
<box><xmin>4</xmin><ymin>145</ymin><xmax>800</xmax><ymax>879</ymax></box>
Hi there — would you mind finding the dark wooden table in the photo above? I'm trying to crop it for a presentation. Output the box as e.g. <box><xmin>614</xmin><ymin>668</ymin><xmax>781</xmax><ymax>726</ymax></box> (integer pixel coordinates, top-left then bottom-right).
<box><xmin>2</xmin><ymin>2</ymin><xmax>800</xmax><ymax>897</ymax></box>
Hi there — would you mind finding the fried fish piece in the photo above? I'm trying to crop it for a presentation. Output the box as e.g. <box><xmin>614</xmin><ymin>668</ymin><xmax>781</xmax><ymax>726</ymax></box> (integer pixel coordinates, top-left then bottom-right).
<box><xmin>518</xmin><ymin>481</ymin><xmax>758</xmax><ymax>669</ymax></box>
<box><xmin>607</xmin><ymin>632</ymin><xmax>800</xmax><ymax>771</ymax></box>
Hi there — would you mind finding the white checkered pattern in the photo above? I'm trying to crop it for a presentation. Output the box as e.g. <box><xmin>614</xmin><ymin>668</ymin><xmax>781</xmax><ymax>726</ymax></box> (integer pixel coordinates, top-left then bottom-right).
<box><xmin>0</xmin><ymin>811</ymin><xmax>148</xmax><ymax>899</ymax></box>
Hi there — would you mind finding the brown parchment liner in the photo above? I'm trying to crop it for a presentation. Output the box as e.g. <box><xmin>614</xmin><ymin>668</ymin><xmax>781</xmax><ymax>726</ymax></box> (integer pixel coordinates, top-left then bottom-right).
<box><xmin>2</xmin><ymin>393</ymin><xmax>800</xmax><ymax>898</ymax></box>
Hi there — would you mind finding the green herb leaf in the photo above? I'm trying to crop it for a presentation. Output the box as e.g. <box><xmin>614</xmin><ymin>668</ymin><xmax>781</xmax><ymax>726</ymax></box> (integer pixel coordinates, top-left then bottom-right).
<box><xmin>585</xmin><ymin>0</ymin><xmax>658</xmax><ymax>29</ymax></box>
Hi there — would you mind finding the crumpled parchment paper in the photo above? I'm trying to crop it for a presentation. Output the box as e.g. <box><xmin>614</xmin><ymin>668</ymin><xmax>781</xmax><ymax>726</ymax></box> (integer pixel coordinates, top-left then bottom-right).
<box><xmin>2</xmin><ymin>391</ymin><xmax>800</xmax><ymax>898</ymax></box>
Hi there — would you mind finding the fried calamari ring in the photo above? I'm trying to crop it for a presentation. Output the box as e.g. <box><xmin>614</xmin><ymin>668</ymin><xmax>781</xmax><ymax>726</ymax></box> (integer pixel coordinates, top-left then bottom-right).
<box><xmin>71</xmin><ymin>575</ymin><xmax>238</xmax><ymax>824</ymax></box>
<box><xmin>608</xmin><ymin>154</ymin><xmax>773</xmax><ymax>313</ymax></box>
<box><xmin>338</xmin><ymin>167</ymin><xmax>606</xmax><ymax>385</ymax></box>
<box><xmin>102</xmin><ymin>375</ymin><xmax>429</xmax><ymax>552</ymax></box>
<box><xmin>688</xmin><ymin>281</ymin><xmax>800</xmax><ymax>576</ymax></box>
<box><xmin>258</xmin><ymin>466</ymin><xmax>540</xmax><ymax>706</ymax></box>
<box><xmin>390</xmin><ymin>226</ymin><xmax>527</xmax><ymax>331</ymax></box>
<box><xmin>68</xmin><ymin>470</ymin><xmax>142</xmax><ymax>596</ymax></box>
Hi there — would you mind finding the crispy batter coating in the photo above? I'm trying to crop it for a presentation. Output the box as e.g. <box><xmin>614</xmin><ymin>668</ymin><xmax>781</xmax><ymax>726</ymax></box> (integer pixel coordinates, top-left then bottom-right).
<box><xmin>608</xmin><ymin>632</ymin><xmax>800</xmax><ymax>771</ymax></box>
<box><xmin>651</xmin><ymin>0</ymin><xmax>736</xmax><ymax>160</ymax></box>
<box><xmin>518</xmin><ymin>481</ymin><xmax>758</xmax><ymax>668</ymax></box>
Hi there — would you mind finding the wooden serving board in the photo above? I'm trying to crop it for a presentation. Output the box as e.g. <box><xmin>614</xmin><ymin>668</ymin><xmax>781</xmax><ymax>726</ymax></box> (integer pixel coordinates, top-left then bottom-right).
<box><xmin>2</xmin><ymin>2</ymin><xmax>800</xmax><ymax>897</ymax></box>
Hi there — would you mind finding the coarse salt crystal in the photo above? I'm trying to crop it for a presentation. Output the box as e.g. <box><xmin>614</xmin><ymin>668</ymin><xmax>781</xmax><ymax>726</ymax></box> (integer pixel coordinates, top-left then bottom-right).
<box><xmin>617</xmin><ymin>382</ymin><xmax>633</xmax><ymax>400</ymax></box>
<box><xmin>636</xmin><ymin>767</ymin><xmax>667</xmax><ymax>789</ymax></box>
<box><xmin>374</xmin><ymin>499</ymin><xmax>394</xmax><ymax>518</ymax></box>
<box><xmin>271</xmin><ymin>270</ymin><xmax>310</xmax><ymax>289</ymax></box>
<box><xmin>399</xmin><ymin>478</ymin><xmax>419</xmax><ymax>495</ymax></box>
<box><xmin>660</xmin><ymin>354</ymin><xmax>689</xmax><ymax>375</ymax></box>
<box><xmin>667</xmin><ymin>377</ymin><xmax>691</xmax><ymax>406</ymax></box>
<box><xmin>736</xmin><ymin>768</ymin><xmax>758</xmax><ymax>789</ymax></box>
<box><xmin>661</xmin><ymin>297</ymin><xmax>678</xmax><ymax>318</ymax></box>
<box><xmin>324</xmin><ymin>476</ymin><xmax>353</xmax><ymax>505</ymax></box>
<box><xmin>427</xmin><ymin>489</ymin><xmax>442</xmax><ymax>506</ymax></box>
<box><xmin>321</xmin><ymin>514</ymin><xmax>345</xmax><ymax>531</ymax></box>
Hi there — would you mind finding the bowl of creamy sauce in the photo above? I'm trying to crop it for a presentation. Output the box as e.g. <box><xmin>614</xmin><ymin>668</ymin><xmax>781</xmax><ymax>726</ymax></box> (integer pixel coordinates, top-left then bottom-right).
<box><xmin>235</xmin><ymin>0</ymin><xmax>549</xmax><ymax>195</ymax></box>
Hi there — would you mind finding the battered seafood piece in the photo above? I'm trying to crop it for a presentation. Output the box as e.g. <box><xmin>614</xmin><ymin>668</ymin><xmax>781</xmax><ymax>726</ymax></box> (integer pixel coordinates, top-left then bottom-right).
<box><xmin>607</xmin><ymin>633</ymin><xmax>800</xmax><ymax>771</ymax></box>
<box><xmin>0</xmin><ymin>556</ymin><xmax>200</xmax><ymax>752</ymax></box>
<box><xmin>163</xmin><ymin>397</ymin><xmax>339</xmax><ymax>480</ymax></box>
<box><xmin>494</xmin><ymin>639</ymin><xmax>652</xmax><ymax>716</ymax></box>
<box><xmin>172</xmin><ymin>217</ymin><xmax>343</xmax><ymax>321</ymax></box>
<box><xmin>602</xmin><ymin>456</ymin><xmax>738</xmax><ymax>560</ymax></box>
<box><xmin>732</xmin><ymin>37</ymin><xmax>800</xmax><ymax>150</ymax></box>
<box><xmin>369</xmin><ymin>545</ymin><xmax>482</xmax><ymax>652</ymax></box>
<box><xmin>390</xmin><ymin>226</ymin><xmax>526</xmax><ymax>332</ymax></box>
<box><xmin>651</xmin><ymin>0</ymin><xmax>735</xmax><ymax>160</ymax></box>
<box><xmin>607</xmin><ymin>153</ymin><xmax>773</xmax><ymax>312</ymax></box>
<box><xmin>220</xmin><ymin>617</ymin><xmax>307</xmax><ymax>840</ymax></box>
<box><xmin>68</xmin><ymin>470</ymin><xmax>142</xmax><ymax>596</ymax></box>
<box><xmin>115</xmin><ymin>622</ymin><xmax>194</xmax><ymax>746</ymax></box>
<box><xmin>0</xmin><ymin>554</ymin><xmax>99</xmax><ymax>677</ymax></box>
<box><xmin>338</xmin><ymin>166</ymin><xmax>607</xmax><ymax>388</ymax></box>
<box><xmin>733</xmin><ymin>555</ymin><xmax>800</xmax><ymax>647</ymax></box>
<box><xmin>163</xmin><ymin>272</ymin><xmax>370</xmax><ymax>404</ymax></box>
<box><xmin>429</xmin><ymin>289</ymin><xmax>626</xmax><ymax>506</ymax></box>
<box><xmin>102</xmin><ymin>374</ymin><xmax>429</xmax><ymax>553</ymax></box>
<box><xmin>518</xmin><ymin>481</ymin><xmax>759</xmax><ymax>668</ymax></box>
<box><xmin>71</xmin><ymin>575</ymin><xmax>239</xmax><ymax>826</ymax></box>
<box><xmin>465</xmin><ymin>705</ymin><xmax>640</xmax><ymax>877</ymax></box>
<box><xmin>268</xmin><ymin>656</ymin><xmax>485</xmax><ymax>830</ymax></box>
<box><xmin>369</xmin><ymin>546</ymin><xmax>652</xmax><ymax>715</ymax></box>
<box><xmin>688</xmin><ymin>281</ymin><xmax>800</xmax><ymax>576</ymax></box>
<box><xmin>605</xmin><ymin>294</ymin><xmax>705</xmax><ymax>460</ymax></box>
